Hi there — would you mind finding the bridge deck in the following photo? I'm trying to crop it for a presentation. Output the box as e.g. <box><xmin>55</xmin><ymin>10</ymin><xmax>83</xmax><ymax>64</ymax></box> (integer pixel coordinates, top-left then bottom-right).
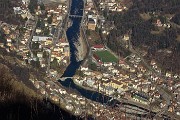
<box><xmin>57</xmin><ymin>77</ymin><xmax>73</xmax><ymax>81</ymax></box>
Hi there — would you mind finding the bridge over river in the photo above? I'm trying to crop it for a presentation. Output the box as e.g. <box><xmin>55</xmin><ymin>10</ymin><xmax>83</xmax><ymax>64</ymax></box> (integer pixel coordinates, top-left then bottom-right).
<box><xmin>58</xmin><ymin>77</ymin><xmax>73</xmax><ymax>81</ymax></box>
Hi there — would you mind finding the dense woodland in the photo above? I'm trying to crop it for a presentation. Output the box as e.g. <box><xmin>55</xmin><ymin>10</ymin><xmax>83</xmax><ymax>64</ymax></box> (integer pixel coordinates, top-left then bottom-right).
<box><xmin>28</xmin><ymin>0</ymin><xmax>38</xmax><ymax>14</ymax></box>
<box><xmin>172</xmin><ymin>13</ymin><xmax>180</xmax><ymax>25</ymax></box>
<box><xmin>101</xmin><ymin>0</ymin><xmax>180</xmax><ymax>73</ymax></box>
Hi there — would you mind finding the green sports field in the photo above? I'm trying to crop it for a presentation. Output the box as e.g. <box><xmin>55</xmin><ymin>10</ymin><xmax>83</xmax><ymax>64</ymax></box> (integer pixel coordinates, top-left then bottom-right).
<box><xmin>94</xmin><ymin>50</ymin><xmax>118</xmax><ymax>63</ymax></box>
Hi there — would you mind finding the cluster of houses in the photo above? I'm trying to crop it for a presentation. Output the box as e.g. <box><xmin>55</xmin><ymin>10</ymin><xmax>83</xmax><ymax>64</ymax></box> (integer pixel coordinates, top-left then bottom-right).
<box><xmin>0</xmin><ymin>22</ymin><xmax>20</xmax><ymax>52</ymax></box>
<box><xmin>45</xmin><ymin>3</ymin><xmax>68</xmax><ymax>25</ymax></box>
<box><xmin>85</xmin><ymin>1</ymin><xmax>179</xmax><ymax>116</ymax></box>
<box><xmin>98</xmin><ymin>0</ymin><xmax>130</xmax><ymax>12</ymax></box>
<box><xmin>31</xmin><ymin>79</ymin><xmax>76</xmax><ymax>112</ymax></box>
<box><xmin>28</xmin><ymin>2</ymin><xmax>70</xmax><ymax>73</ymax></box>
<box><xmin>84</xmin><ymin>0</ymin><xmax>112</xmax><ymax>35</ymax></box>
<box><xmin>31</xmin><ymin>36</ymin><xmax>70</xmax><ymax>69</ymax></box>
<box><xmin>13</xmin><ymin>0</ymin><xmax>33</xmax><ymax>19</ymax></box>
<box><xmin>145</xmin><ymin>12</ymin><xmax>172</xmax><ymax>28</ymax></box>
<box><xmin>154</xmin><ymin>18</ymin><xmax>171</xmax><ymax>28</ymax></box>
<box><xmin>0</xmin><ymin>0</ymin><xmax>35</xmax><ymax>56</ymax></box>
<box><xmin>34</xmin><ymin>1</ymin><xmax>68</xmax><ymax>36</ymax></box>
<box><xmin>75</xmin><ymin>55</ymin><xmax>150</xmax><ymax>104</ymax></box>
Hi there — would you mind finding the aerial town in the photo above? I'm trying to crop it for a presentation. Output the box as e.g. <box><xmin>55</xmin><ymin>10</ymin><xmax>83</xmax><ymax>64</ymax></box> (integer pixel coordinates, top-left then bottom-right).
<box><xmin>0</xmin><ymin>0</ymin><xmax>180</xmax><ymax>120</ymax></box>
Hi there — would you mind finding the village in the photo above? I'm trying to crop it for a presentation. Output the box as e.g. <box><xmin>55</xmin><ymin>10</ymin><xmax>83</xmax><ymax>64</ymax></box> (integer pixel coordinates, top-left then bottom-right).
<box><xmin>0</xmin><ymin>0</ymin><xmax>180</xmax><ymax>119</ymax></box>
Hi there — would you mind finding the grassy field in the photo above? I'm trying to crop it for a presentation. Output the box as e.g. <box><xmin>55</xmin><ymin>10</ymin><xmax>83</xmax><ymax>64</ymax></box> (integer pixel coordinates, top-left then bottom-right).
<box><xmin>94</xmin><ymin>50</ymin><xmax>118</xmax><ymax>63</ymax></box>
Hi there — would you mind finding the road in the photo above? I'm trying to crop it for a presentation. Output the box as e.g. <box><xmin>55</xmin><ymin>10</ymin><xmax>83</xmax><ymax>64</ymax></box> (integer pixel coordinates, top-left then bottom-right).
<box><xmin>27</xmin><ymin>16</ymin><xmax>38</xmax><ymax>58</ymax></box>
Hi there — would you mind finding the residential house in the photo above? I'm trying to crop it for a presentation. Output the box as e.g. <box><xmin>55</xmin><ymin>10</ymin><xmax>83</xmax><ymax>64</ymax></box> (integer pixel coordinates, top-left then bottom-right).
<box><xmin>37</xmin><ymin>52</ymin><xmax>43</xmax><ymax>58</ymax></box>
<box><xmin>49</xmin><ymin>69</ymin><xmax>58</xmax><ymax>77</ymax></box>
<box><xmin>39</xmin><ymin>58</ymin><xmax>46</xmax><ymax>68</ymax></box>
<box><xmin>64</xmin><ymin>46</ymin><xmax>69</xmax><ymax>57</ymax></box>
<box><xmin>0</xmin><ymin>43</ymin><xmax>4</xmax><ymax>48</ymax></box>
<box><xmin>22</xmin><ymin>0</ymin><xmax>30</xmax><ymax>5</ymax></box>
<box><xmin>34</xmin><ymin>81</ymin><xmax>40</xmax><ymax>89</ymax></box>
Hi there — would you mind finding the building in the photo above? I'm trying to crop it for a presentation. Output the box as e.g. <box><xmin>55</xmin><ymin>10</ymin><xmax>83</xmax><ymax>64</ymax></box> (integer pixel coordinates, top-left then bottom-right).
<box><xmin>37</xmin><ymin>52</ymin><xmax>43</xmax><ymax>58</ymax></box>
<box><xmin>88</xmin><ymin>18</ymin><xmax>96</xmax><ymax>30</ymax></box>
<box><xmin>13</xmin><ymin>7</ymin><xmax>22</xmax><ymax>14</ymax></box>
<box><xmin>49</xmin><ymin>69</ymin><xmax>58</xmax><ymax>77</ymax></box>
<box><xmin>32</xmin><ymin>36</ymin><xmax>53</xmax><ymax>42</ymax></box>
<box><xmin>0</xmin><ymin>43</ymin><xmax>4</xmax><ymax>48</ymax></box>
<box><xmin>22</xmin><ymin>0</ymin><xmax>30</xmax><ymax>5</ymax></box>
<box><xmin>91</xmin><ymin>44</ymin><xmax>104</xmax><ymax>51</ymax></box>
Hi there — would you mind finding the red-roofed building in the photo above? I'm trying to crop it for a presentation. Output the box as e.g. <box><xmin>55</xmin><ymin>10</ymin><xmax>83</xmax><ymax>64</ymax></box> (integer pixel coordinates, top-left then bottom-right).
<box><xmin>92</xmin><ymin>44</ymin><xmax>104</xmax><ymax>51</ymax></box>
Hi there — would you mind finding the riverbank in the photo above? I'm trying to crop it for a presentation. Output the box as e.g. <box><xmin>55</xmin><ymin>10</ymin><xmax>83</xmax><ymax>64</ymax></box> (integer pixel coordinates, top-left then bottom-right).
<box><xmin>74</xmin><ymin>35</ymin><xmax>88</xmax><ymax>61</ymax></box>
